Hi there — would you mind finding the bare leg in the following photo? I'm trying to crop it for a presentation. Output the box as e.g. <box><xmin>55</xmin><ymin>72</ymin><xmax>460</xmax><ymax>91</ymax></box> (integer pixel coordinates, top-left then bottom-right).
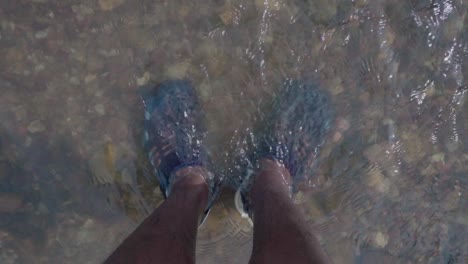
<box><xmin>105</xmin><ymin>167</ymin><xmax>209</xmax><ymax>264</ymax></box>
<box><xmin>249</xmin><ymin>159</ymin><xmax>332</xmax><ymax>264</ymax></box>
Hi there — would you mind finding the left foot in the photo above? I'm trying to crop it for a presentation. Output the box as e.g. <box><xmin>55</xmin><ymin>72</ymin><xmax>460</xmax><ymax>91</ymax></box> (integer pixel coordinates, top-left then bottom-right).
<box><xmin>142</xmin><ymin>80</ymin><xmax>220</xmax><ymax>223</ymax></box>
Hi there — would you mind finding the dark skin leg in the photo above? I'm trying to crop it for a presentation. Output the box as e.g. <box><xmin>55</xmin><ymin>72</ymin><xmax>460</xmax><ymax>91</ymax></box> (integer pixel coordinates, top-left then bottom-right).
<box><xmin>105</xmin><ymin>160</ymin><xmax>331</xmax><ymax>264</ymax></box>
<box><xmin>104</xmin><ymin>167</ymin><xmax>209</xmax><ymax>264</ymax></box>
<box><xmin>249</xmin><ymin>158</ymin><xmax>332</xmax><ymax>264</ymax></box>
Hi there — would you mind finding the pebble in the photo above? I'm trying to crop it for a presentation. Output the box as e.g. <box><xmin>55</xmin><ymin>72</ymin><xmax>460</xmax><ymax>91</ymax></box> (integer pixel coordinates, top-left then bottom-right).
<box><xmin>166</xmin><ymin>62</ymin><xmax>190</xmax><ymax>79</ymax></box>
<box><xmin>359</xmin><ymin>92</ymin><xmax>370</xmax><ymax>105</ymax></box>
<box><xmin>328</xmin><ymin>239</ymin><xmax>354</xmax><ymax>263</ymax></box>
<box><xmin>136</xmin><ymin>72</ymin><xmax>150</xmax><ymax>86</ymax></box>
<box><xmin>34</xmin><ymin>64</ymin><xmax>45</xmax><ymax>72</ymax></box>
<box><xmin>99</xmin><ymin>49</ymin><xmax>119</xmax><ymax>57</ymax></box>
<box><xmin>27</xmin><ymin>120</ymin><xmax>46</xmax><ymax>133</ymax></box>
<box><xmin>35</xmin><ymin>29</ymin><xmax>49</xmax><ymax>39</ymax></box>
<box><xmin>14</xmin><ymin>106</ymin><xmax>26</xmax><ymax>120</ymax></box>
<box><xmin>363</xmin><ymin>143</ymin><xmax>388</xmax><ymax>164</ymax></box>
<box><xmin>86</xmin><ymin>55</ymin><xmax>104</xmax><ymax>72</ymax></box>
<box><xmin>84</xmin><ymin>74</ymin><xmax>97</xmax><ymax>84</ymax></box>
<box><xmin>332</xmin><ymin>131</ymin><xmax>343</xmax><ymax>143</ymax></box>
<box><xmin>336</xmin><ymin>117</ymin><xmax>350</xmax><ymax>131</ymax></box>
<box><xmin>89</xmin><ymin>149</ymin><xmax>114</xmax><ymax>185</ymax></box>
<box><xmin>308</xmin><ymin>0</ymin><xmax>337</xmax><ymax>25</ymax></box>
<box><xmin>365</xmin><ymin>165</ymin><xmax>390</xmax><ymax>193</ymax></box>
<box><xmin>431</xmin><ymin>153</ymin><xmax>445</xmax><ymax>163</ymax></box>
<box><xmin>0</xmin><ymin>193</ymin><xmax>23</xmax><ymax>213</ymax></box>
<box><xmin>219</xmin><ymin>8</ymin><xmax>233</xmax><ymax>25</ymax></box>
<box><xmin>99</xmin><ymin>0</ymin><xmax>125</xmax><ymax>11</ymax></box>
<box><xmin>24</xmin><ymin>137</ymin><xmax>32</xmax><ymax>147</ymax></box>
<box><xmin>445</xmin><ymin>140</ymin><xmax>459</xmax><ymax>152</ymax></box>
<box><xmin>401</xmin><ymin>128</ymin><xmax>427</xmax><ymax>163</ymax></box>
<box><xmin>329</xmin><ymin>78</ymin><xmax>344</xmax><ymax>95</ymax></box>
<box><xmin>355</xmin><ymin>0</ymin><xmax>369</xmax><ymax>7</ymax></box>
<box><xmin>305</xmin><ymin>198</ymin><xmax>325</xmax><ymax>219</ymax></box>
<box><xmin>70</xmin><ymin>76</ymin><xmax>80</xmax><ymax>85</ymax></box>
<box><xmin>72</xmin><ymin>4</ymin><xmax>95</xmax><ymax>17</ymax></box>
<box><xmin>371</xmin><ymin>231</ymin><xmax>389</xmax><ymax>248</ymax></box>
<box><xmin>443</xmin><ymin>190</ymin><xmax>460</xmax><ymax>211</ymax></box>
<box><xmin>94</xmin><ymin>104</ymin><xmax>105</xmax><ymax>116</ymax></box>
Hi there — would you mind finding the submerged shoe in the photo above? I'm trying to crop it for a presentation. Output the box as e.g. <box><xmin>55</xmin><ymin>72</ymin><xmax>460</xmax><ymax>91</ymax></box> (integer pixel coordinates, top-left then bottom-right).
<box><xmin>233</xmin><ymin>80</ymin><xmax>334</xmax><ymax>217</ymax></box>
<box><xmin>142</xmin><ymin>79</ymin><xmax>219</xmax><ymax>224</ymax></box>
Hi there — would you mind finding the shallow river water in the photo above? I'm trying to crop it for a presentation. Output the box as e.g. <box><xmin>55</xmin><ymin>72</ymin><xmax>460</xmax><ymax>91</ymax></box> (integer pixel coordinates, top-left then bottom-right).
<box><xmin>0</xmin><ymin>0</ymin><xmax>466</xmax><ymax>263</ymax></box>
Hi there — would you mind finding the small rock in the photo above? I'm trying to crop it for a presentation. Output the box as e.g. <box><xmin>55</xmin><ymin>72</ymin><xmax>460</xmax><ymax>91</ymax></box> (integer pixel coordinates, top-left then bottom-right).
<box><xmin>37</xmin><ymin>202</ymin><xmax>49</xmax><ymax>214</ymax></box>
<box><xmin>371</xmin><ymin>231</ymin><xmax>389</xmax><ymax>248</ymax></box>
<box><xmin>24</xmin><ymin>137</ymin><xmax>32</xmax><ymax>147</ymax></box>
<box><xmin>328</xmin><ymin>239</ymin><xmax>355</xmax><ymax>264</ymax></box>
<box><xmin>103</xmin><ymin>141</ymin><xmax>116</xmax><ymax>172</ymax></box>
<box><xmin>336</xmin><ymin>117</ymin><xmax>350</xmax><ymax>131</ymax></box>
<box><xmin>443</xmin><ymin>189</ymin><xmax>460</xmax><ymax>211</ymax></box>
<box><xmin>445</xmin><ymin>140</ymin><xmax>459</xmax><ymax>152</ymax></box>
<box><xmin>84</xmin><ymin>74</ymin><xmax>97</xmax><ymax>84</ymax></box>
<box><xmin>89</xmin><ymin>148</ymin><xmax>114</xmax><ymax>185</ymax></box>
<box><xmin>4</xmin><ymin>47</ymin><xmax>26</xmax><ymax>74</ymax></box>
<box><xmin>35</xmin><ymin>29</ymin><xmax>49</xmax><ymax>39</ymax></box>
<box><xmin>329</xmin><ymin>78</ymin><xmax>344</xmax><ymax>95</ymax></box>
<box><xmin>363</xmin><ymin>143</ymin><xmax>388</xmax><ymax>164</ymax></box>
<box><xmin>421</xmin><ymin>164</ymin><xmax>437</xmax><ymax>176</ymax></box>
<box><xmin>359</xmin><ymin>92</ymin><xmax>370</xmax><ymax>104</ymax></box>
<box><xmin>305</xmin><ymin>198</ymin><xmax>325</xmax><ymax>219</ymax></box>
<box><xmin>27</xmin><ymin>120</ymin><xmax>46</xmax><ymax>133</ymax></box>
<box><xmin>431</xmin><ymin>152</ymin><xmax>445</xmax><ymax>163</ymax></box>
<box><xmin>70</xmin><ymin>76</ymin><xmax>80</xmax><ymax>85</ymax></box>
<box><xmin>332</xmin><ymin>131</ymin><xmax>343</xmax><ymax>143</ymax></box>
<box><xmin>178</xmin><ymin>5</ymin><xmax>190</xmax><ymax>18</ymax></box>
<box><xmin>308</xmin><ymin>0</ymin><xmax>337</xmax><ymax>25</ymax></box>
<box><xmin>425</xmin><ymin>82</ymin><xmax>436</xmax><ymax>97</ymax></box>
<box><xmin>136</xmin><ymin>71</ymin><xmax>150</xmax><ymax>86</ymax></box>
<box><xmin>86</xmin><ymin>55</ymin><xmax>104</xmax><ymax>72</ymax></box>
<box><xmin>34</xmin><ymin>64</ymin><xmax>45</xmax><ymax>72</ymax></box>
<box><xmin>94</xmin><ymin>104</ymin><xmax>105</xmax><ymax>116</ymax></box>
<box><xmin>219</xmin><ymin>7</ymin><xmax>233</xmax><ymax>25</ymax></box>
<box><xmin>365</xmin><ymin>165</ymin><xmax>389</xmax><ymax>193</ymax></box>
<box><xmin>355</xmin><ymin>0</ymin><xmax>369</xmax><ymax>7</ymax></box>
<box><xmin>166</xmin><ymin>62</ymin><xmax>190</xmax><ymax>79</ymax></box>
<box><xmin>401</xmin><ymin>127</ymin><xmax>427</xmax><ymax>163</ymax></box>
<box><xmin>72</xmin><ymin>4</ymin><xmax>95</xmax><ymax>16</ymax></box>
<box><xmin>99</xmin><ymin>49</ymin><xmax>119</xmax><ymax>57</ymax></box>
<box><xmin>99</xmin><ymin>0</ymin><xmax>125</xmax><ymax>11</ymax></box>
<box><xmin>0</xmin><ymin>193</ymin><xmax>24</xmax><ymax>213</ymax></box>
<box><xmin>14</xmin><ymin>106</ymin><xmax>26</xmax><ymax>120</ymax></box>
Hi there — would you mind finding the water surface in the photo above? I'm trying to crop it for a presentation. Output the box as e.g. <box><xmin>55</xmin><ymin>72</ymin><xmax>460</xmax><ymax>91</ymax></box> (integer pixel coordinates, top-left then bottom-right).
<box><xmin>0</xmin><ymin>0</ymin><xmax>466</xmax><ymax>263</ymax></box>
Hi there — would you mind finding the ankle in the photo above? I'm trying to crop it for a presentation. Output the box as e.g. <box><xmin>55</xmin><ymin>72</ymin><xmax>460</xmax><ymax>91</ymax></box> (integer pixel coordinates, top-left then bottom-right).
<box><xmin>250</xmin><ymin>158</ymin><xmax>293</xmax><ymax>202</ymax></box>
<box><xmin>172</xmin><ymin>166</ymin><xmax>209</xmax><ymax>187</ymax></box>
<box><xmin>170</xmin><ymin>166</ymin><xmax>209</xmax><ymax>209</ymax></box>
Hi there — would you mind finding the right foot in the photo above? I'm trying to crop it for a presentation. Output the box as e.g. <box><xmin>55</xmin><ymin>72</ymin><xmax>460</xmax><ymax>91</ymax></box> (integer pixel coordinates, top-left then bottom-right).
<box><xmin>232</xmin><ymin>80</ymin><xmax>334</xmax><ymax>217</ymax></box>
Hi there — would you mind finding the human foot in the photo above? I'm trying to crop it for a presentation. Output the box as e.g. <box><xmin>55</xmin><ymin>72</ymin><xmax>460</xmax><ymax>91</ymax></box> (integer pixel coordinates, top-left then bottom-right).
<box><xmin>142</xmin><ymin>79</ymin><xmax>220</xmax><ymax>223</ymax></box>
<box><xmin>233</xmin><ymin>80</ymin><xmax>334</xmax><ymax>217</ymax></box>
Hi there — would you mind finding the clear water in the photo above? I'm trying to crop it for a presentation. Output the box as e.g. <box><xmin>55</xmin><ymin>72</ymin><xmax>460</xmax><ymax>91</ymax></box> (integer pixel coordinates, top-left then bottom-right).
<box><xmin>0</xmin><ymin>0</ymin><xmax>466</xmax><ymax>263</ymax></box>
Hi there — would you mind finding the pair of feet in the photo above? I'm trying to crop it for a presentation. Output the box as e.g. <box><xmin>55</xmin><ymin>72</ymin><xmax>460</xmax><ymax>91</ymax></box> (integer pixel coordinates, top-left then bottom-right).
<box><xmin>142</xmin><ymin>79</ymin><xmax>334</xmax><ymax>223</ymax></box>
